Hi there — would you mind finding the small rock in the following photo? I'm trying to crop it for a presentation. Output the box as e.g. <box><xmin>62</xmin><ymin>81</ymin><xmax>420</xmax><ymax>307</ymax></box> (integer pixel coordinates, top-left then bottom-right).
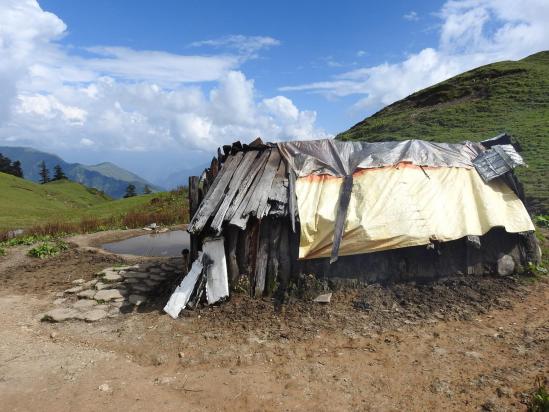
<box><xmin>79</xmin><ymin>309</ymin><xmax>107</xmax><ymax>322</ymax></box>
<box><xmin>72</xmin><ymin>279</ymin><xmax>85</xmax><ymax>285</ymax></box>
<box><xmin>42</xmin><ymin>308</ymin><xmax>78</xmax><ymax>322</ymax></box>
<box><xmin>497</xmin><ymin>255</ymin><xmax>515</xmax><ymax>276</ymax></box>
<box><xmin>149</xmin><ymin>268</ymin><xmax>162</xmax><ymax>274</ymax></box>
<box><xmin>153</xmin><ymin>354</ymin><xmax>168</xmax><ymax>366</ymax></box>
<box><xmin>496</xmin><ymin>386</ymin><xmax>512</xmax><ymax>398</ymax></box>
<box><xmin>132</xmin><ymin>284</ymin><xmax>153</xmax><ymax>293</ymax></box>
<box><xmin>50</xmin><ymin>331</ymin><xmax>58</xmax><ymax>339</ymax></box>
<box><xmin>102</xmin><ymin>272</ymin><xmax>123</xmax><ymax>282</ymax></box>
<box><xmin>313</xmin><ymin>293</ymin><xmax>332</xmax><ymax>303</ymax></box>
<box><xmin>465</xmin><ymin>351</ymin><xmax>483</xmax><ymax>359</ymax></box>
<box><xmin>77</xmin><ymin>289</ymin><xmax>96</xmax><ymax>299</ymax></box>
<box><xmin>73</xmin><ymin>299</ymin><xmax>97</xmax><ymax>310</ymax></box>
<box><xmin>94</xmin><ymin>289</ymin><xmax>124</xmax><ymax>302</ymax></box>
<box><xmin>98</xmin><ymin>383</ymin><xmax>111</xmax><ymax>392</ymax></box>
<box><xmin>144</xmin><ymin>279</ymin><xmax>160</xmax><ymax>287</ymax></box>
<box><xmin>154</xmin><ymin>376</ymin><xmax>176</xmax><ymax>385</ymax></box>
<box><xmin>433</xmin><ymin>347</ymin><xmax>448</xmax><ymax>356</ymax></box>
<box><xmin>64</xmin><ymin>286</ymin><xmax>83</xmax><ymax>294</ymax></box>
<box><xmin>53</xmin><ymin>298</ymin><xmax>67</xmax><ymax>305</ymax></box>
<box><xmin>122</xmin><ymin>271</ymin><xmax>149</xmax><ymax>279</ymax></box>
<box><xmin>83</xmin><ymin>279</ymin><xmax>98</xmax><ymax>288</ymax></box>
<box><xmin>178</xmin><ymin>352</ymin><xmax>185</xmax><ymax>358</ymax></box>
<box><xmin>148</xmin><ymin>274</ymin><xmax>166</xmax><ymax>281</ymax></box>
<box><xmin>129</xmin><ymin>294</ymin><xmax>147</xmax><ymax>306</ymax></box>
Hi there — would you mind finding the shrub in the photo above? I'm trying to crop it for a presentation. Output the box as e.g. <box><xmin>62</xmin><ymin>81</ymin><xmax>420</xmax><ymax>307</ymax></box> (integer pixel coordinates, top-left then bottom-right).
<box><xmin>527</xmin><ymin>377</ymin><xmax>549</xmax><ymax>412</ymax></box>
<box><xmin>0</xmin><ymin>246</ymin><xmax>5</xmax><ymax>256</ymax></box>
<box><xmin>28</xmin><ymin>240</ymin><xmax>68</xmax><ymax>259</ymax></box>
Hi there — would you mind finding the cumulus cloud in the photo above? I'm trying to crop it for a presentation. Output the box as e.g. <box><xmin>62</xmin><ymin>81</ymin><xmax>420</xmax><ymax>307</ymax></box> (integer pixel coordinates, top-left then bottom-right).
<box><xmin>281</xmin><ymin>0</ymin><xmax>549</xmax><ymax>114</ymax></box>
<box><xmin>189</xmin><ymin>35</ymin><xmax>280</xmax><ymax>57</ymax></box>
<box><xmin>403</xmin><ymin>11</ymin><xmax>419</xmax><ymax>21</ymax></box>
<box><xmin>0</xmin><ymin>0</ymin><xmax>325</xmax><ymax>156</ymax></box>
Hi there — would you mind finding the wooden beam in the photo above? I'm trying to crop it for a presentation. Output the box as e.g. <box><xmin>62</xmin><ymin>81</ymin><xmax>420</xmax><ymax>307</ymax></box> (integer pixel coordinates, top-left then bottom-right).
<box><xmin>210</xmin><ymin>151</ymin><xmax>259</xmax><ymax>234</ymax></box>
<box><xmin>245</xmin><ymin>149</ymin><xmax>281</xmax><ymax>219</ymax></box>
<box><xmin>254</xmin><ymin>219</ymin><xmax>270</xmax><ymax>297</ymax></box>
<box><xmin>188</xmin><ymin>152</ymin><xmax>244</xmax><ymax>234</ymax></box>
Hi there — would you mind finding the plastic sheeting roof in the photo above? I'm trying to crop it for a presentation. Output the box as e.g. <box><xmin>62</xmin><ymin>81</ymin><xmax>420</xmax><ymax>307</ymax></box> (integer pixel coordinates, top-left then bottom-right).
<box><xmin>277</xmin><ymin>139</ymin><xmax>485</xmax><ymax>177</ymax></box>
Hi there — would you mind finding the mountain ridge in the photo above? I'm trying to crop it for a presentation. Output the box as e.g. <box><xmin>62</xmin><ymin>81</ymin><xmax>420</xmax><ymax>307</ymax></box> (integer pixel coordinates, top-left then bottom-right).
<box><xmin>0</xmin><ymin>146</ymin><xmax>164</xmax><ymax>199</ymax></box>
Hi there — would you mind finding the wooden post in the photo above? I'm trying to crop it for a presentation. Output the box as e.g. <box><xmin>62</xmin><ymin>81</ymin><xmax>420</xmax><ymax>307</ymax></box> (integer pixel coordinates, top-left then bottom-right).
<box><xmin>188</xmin><ymin>176</ymin><xmax>200</xmax><ymax>262</ymax></box>
<box><xmin>254</xmin><ymin>218</ymin><xmax>270</xmax><ymax>297</ymax></box>
<box><xmin>225</xmin><ymin>225</ymin><xmax>240</xmax><ymax>288</ymax></box>
<box><xmin>265</xmin><ymin>218</ymin><xmax>282</xmax><ymax>296</ymax></box>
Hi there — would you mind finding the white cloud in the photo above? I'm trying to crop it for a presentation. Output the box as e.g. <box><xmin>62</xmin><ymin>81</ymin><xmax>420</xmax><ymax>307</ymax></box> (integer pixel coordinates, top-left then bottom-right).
<box><xmin>0</xmin><ymin>0</ymin><xmax>326</xmax><ymax>156</ymax></box>
<box><xmin>403</xmin><ymin>11</ymin><xmax>419</xmax><ymax>21</ymax></box>
<box><xmin>281</xmin><ymin>0</ymin><xmax>549</xmax><ymax>114</ymax></box>
<box><xmin>189</xmin><ymin>35</ymin><xmax>280</xmax><ymax>57</ymax></box>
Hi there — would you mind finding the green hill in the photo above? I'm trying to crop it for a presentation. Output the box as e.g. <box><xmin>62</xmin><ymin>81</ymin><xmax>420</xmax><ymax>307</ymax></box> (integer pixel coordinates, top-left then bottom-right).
<box><xmin>337</xmin><ymin>51</ymin><xmax>549</xmax><ymax>214</ymax></box>
<box><xmin>0</xmin><ymin>146</ymin><xmax>164</xmax><ymax>198</ymax></box>
<box><xmin>0</xmin><ymin>172</ymin><xmax>184</xmax><ymax>231</ymax></box>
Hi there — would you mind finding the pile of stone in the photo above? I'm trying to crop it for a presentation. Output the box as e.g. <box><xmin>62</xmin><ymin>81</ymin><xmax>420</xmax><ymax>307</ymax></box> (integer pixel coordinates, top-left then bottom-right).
<box><xmin>42</xmin><ymin>259</ymin><xmax>181</xmax><ymax>323</ymax></box>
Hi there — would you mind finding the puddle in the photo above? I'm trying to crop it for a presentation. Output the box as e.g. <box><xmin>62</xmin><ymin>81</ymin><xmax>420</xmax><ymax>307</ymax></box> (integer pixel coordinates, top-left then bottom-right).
<box><xmin>101</xmin><ymin>230</ymin><xmax>190</xmax><ymax>257</ymax></box>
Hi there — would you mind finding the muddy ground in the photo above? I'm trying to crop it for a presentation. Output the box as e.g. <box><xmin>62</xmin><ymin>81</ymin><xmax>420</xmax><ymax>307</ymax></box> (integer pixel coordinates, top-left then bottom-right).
<box><xmin>0</xmin><ymin>229</ymin><xmax>547</xmax><ymax>411</ymax></box>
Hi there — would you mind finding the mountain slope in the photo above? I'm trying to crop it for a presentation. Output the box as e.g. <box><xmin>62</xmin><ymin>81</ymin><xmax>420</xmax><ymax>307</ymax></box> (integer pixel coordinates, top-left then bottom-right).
<box><xmin>0</xmin><ymin>146</ymin><xmax>164</xmax><ymax>198</ymax></box>
<box><xmin>0</xmin><ymin>172</ymin><xmax>111</xmax><ymax>229</ymax></box>
<box><xmin>337</xmin><ymin>51</ymin><xmax>549</xmax><ymax>213</ymax></box>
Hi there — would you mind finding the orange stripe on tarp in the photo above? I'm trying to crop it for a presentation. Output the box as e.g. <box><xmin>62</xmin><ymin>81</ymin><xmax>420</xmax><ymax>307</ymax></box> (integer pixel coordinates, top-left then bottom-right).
<box><xmin>298</xmin><ymin>162</ymin><xmax>470</xmax><ymax>182</ymax></box>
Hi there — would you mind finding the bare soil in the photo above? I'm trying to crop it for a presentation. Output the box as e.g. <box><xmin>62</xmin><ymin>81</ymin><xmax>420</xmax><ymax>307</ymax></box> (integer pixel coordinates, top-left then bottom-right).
<box><xmin>0</xmin><ymin>229</ymin><xmax>547</xmax><ymax>411</ymax></box>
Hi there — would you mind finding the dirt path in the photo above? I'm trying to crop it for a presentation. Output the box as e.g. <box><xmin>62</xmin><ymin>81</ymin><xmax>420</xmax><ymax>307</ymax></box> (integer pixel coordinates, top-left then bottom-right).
<box><xmin>0</xmin><ymin>230</ymin><xmax>547</xmax><ymax>411</ymax></box>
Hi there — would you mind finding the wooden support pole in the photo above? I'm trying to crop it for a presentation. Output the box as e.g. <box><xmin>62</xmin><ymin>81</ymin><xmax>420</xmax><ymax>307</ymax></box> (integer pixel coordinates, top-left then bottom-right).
<box><xmin>225</xmin><ymin>225</ymin><xmax>240</xmax><ymax>288</ymax></box>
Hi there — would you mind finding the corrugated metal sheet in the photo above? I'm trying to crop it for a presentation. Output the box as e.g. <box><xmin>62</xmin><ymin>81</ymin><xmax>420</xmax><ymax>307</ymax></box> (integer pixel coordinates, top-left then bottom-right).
<box><xmin>473</xmin><ymin>144</ymin><xmax>525</xmax><ymax>182</ymax></box>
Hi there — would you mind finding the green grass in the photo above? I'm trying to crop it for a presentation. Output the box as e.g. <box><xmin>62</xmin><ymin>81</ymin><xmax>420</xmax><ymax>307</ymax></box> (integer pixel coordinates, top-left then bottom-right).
<box><xmin>28</xmin><ymin>240</ymin><xmax>69</xmax><ymax>259</ymax></box>
<box><xmin>337</xmin><ymin>51</ymin><xmax>549</xmax><ymax>214</ymax></box>
<box><xmin>0</xmin><ymin>172</ymin><xmax>188</xmax><ymax>232</ymax></box>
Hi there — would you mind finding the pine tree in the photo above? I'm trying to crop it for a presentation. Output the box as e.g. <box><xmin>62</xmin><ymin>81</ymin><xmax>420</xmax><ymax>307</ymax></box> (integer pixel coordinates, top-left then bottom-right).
<box><xmin>124</xmin><ymin>184</ymin><xmax>137</xmax><ymax>198</ymax></box>
<box><xmin>143</xmin><ymin>185</ymin><xmax>152</xmax><ymax>194</ymax></box>
<box><xmin>39</xmin><ymin>161</ymin><xmax>50</xmax><ymax>184</ymax></box>
<box><xmin>10</xmin><ymin>161</ymin><xmax>24</xmax><ymax>178</ymax></box>
<box><xmin>52</xmin><ymin>164</ymin><xmax>67</xmax><ymax>181</ymax></box>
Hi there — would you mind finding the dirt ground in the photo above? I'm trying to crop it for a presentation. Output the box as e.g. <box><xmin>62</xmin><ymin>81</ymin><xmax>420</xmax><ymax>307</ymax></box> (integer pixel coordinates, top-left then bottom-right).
<box><xmin>0</xmin><ymin>230</ymin><xmax>547</xmax><ymax>411</ymax></box>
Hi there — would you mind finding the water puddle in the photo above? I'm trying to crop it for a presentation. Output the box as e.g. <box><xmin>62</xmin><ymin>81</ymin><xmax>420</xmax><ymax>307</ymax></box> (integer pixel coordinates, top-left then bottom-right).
<box><xmin>102</xmin><ymin>230</ymin><xmax>190</xmax><ymax>257</ymax></box>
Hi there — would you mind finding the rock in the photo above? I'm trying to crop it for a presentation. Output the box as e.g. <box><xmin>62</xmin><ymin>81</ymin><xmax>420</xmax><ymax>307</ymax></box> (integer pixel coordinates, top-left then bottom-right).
<box><xmin>77</xmin><ymin>289</ymin><xmax>97</xmax><ymax>299</ymax></box>
<box><xmin>73</xmin><ymin>299</ymin><xmax>97</xmax><ymax>310</ymax></box>
<box><xmin>153</xmin><ymin>354</ymin><xmax>168</xmax><ymax>366</ymax></box>
<box><xmin>42</xmin><ymin>308</ymin><xmax>79</xmax><ymax>322</ymax></box>
<box><xmin>154</xmin><ymin>376</ymin><xmax>176</xmax><ymax>385</ymax></box>
<box><xmin>53</xmin><ymin>298</ymin><xmax>67</xmax><ymax>305</ymax></box>
<box><xmin>94</xmin><ymin>289</ymin><xmax>124</xmax><ymax>302</ymax></box>
<box><xmin>497</xmin><ymin>255</ymin><xmax>515</xmax><ymax>276</ymax></box>
<box><xmin>496</xmin><ymin>386</ymin><xmax>512</xmax><ymax>398</ymax></box>
<box><xmin>464</xmin><ymin>351</ymin><xmax>483</xmax><ymax>359</ymax></box>
<box><xmin>132</xmin><ymin>284</ymin><xmax>153</xmax><ymax>293</ymax></box>
<box><xmin>95</xmin><ymin>281</ymin><xmax>117</xmax><ymax>290</ymax></box>
<box><xmin>122</xmin><ymin>271</ymin><xmax>149</xmax><ymax>279</ymax></box>
<box><xmin>129</xmin><ymin>294</ymin><xmax>147</xmax><ymax>306</ymax></box>
<box><xmin>433</xmin><ymin>347</ymin><xmax>448</xmax><ymax>356</ymax></box>
<box><xmin>98</xmin><ymin>383</ymin><xmax>111</xmax><ymax>392</ymax></box>
<box><xmin>178</xmin><ymin>352</ymin><xmax>185</xmax><ymax>358</ymax></box>
<box><xmin>64</xmin><ymin>286</ymin><xmax>83</xmax><ymax>294</ymax></box>
<box><xmin>83</xmin><ymin>279</ymin><xmax>98</xmax><ymax>288</ymax></box>
<box><xmin>113</xmin><ymin>265</ymin><xmax>139</xmax><ymax>271</ymax></box>
<box><xmin>123</xmin><ymin>278</ymin><xmax>139</xmax><ymax>284</ymax></box>
<box><xmin>102</xmin><ymin>272</ymin><xmax>123</xmax><ymax>282</ymax></box>
<box><xmin>50</xmin><ymin>331</ymin><xmax>58</xmax><ymax>339</ymax></box>
<box><xmin>313</xmin><ymin>293</ymin><xmax>332</xmax><ymax>303</ymax></box>
<box><xmin>79</xmin><ymin>309</ymin><xmax>107</xmax><ymax>322</ymax></box>
<box><xmin>72</xmin><ymin>279</ymin><xmax>85</xmax><ymax>285</ymax></box>
<box><xmin>144</xmin><ymin>279</ymin><xmax>160</xmax><ymax>287</ymax></box>
<box><xmin>149</xmin><ymin>268</ymin><xmax>162</xmax><ymax>274</ymax></box>
<box><xmin>148</xmin><ymin>274</ymin><xmax>166</xmax><ymax>281</ymax></box>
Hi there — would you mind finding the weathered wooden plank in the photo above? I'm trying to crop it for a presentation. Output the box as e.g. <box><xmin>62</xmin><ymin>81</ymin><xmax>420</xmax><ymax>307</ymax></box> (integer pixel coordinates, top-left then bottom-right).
<box><xmin>231</xmin><ymin>141</ymin><xmax>242</xmax><ymax>154</ymax></box>
<box><xmin>254</xmin><ymin>219</ymin><xmax>270</xmax><ymax>297</ymax></box>
<box><xmin>210</xmin><ymin>150</ymin><xmax>259</xmax><ymax>234</ymax></box>
<box><xmin>225</xmin><ymin>226</ymin><xmax>240</xmax><ymax>286</ymax></box>
<box><xmin>229</xmin><ymin>150</ymin><xmax>272</xmax><ymax>229</ymax></box>
<box><xmin>247</xmin><ymin>149</ymin><xmax>281</xmax><ymax>219</ymax></box>
<box><xmin>265</xmin><ymin>218</ymin><xmax>281</xmax><ymax>296</ymax></box>
<box><xmin>288</xmin><ymin>169</ymin><xmax>297</xmax><ymax>233</ymax></box>
<box><xmin>330</xmin><ymin>175</ymin><xmax>353</xmax><ymax>264</ymax></box>
<box><xmin>246</xmin><ymin>218</ymin><xmax>260</xmax><ymax>295</ymax></box>
<box><xmin>210</xmin><ymin>157</ymin><xmax>219</xmax><ymax>179</ymax></box>
<box><xmin>225</xmin><ymin>150</ymin><xmax>270</xmax><ymax>222</ymax></box>
<box><xmin>277</xmin><ymin>221</ymin><xmax>291</xmax><ymax>294</ymax></box>
<box><xmin>188</xmin><ymin>152</ymin><xmax>244</xmax><ymax>234</ymax></box>
<box><xmin>266</xmin><ymin>160</ymin><xmax>288</xmax><ymax>217</ymax></box>
<box><xmin>188</xmin><ymin>176</ymin><xmax>200</xmax><ymax>261</ymax></box>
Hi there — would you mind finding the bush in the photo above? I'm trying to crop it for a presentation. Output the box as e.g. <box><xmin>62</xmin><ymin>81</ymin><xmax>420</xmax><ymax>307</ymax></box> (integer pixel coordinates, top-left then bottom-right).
<box><xmin>527</xmin><ymin>377</ymin><xmax>549</xmax><ymax>412</ymax></box>
<box><xmin>28</xmin><ymin>240</ymin><xmax>68</xmax><ymax>259</ymax></box>
<box><xmin>0</xmin><ymin>246</ymin><xmax>5</xmax><ymax>256</ymax></box>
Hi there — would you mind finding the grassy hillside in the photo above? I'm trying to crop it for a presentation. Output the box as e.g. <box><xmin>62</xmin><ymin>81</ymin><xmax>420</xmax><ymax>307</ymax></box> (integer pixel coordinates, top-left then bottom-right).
<box><xmin>337</xmin><ymin>51</ymin><xmax>549</xmax><ymax>213</ymax></box>
<box><xmin>0</xmin><ymin>146</ymin><xmax>164</xmax><ymax>198</ymax></box>
<box><xmin>0</xmin><ymin>172</ymin><xmax>187</xmax><ymax>232</ymax></box>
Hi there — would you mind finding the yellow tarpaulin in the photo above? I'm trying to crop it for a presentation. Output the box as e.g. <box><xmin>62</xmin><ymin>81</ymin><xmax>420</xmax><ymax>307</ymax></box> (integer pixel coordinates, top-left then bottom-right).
<box><xmin>296</xmin><ymin>164</ymin><xmax>534</xmax><ymax>259</ymax></box>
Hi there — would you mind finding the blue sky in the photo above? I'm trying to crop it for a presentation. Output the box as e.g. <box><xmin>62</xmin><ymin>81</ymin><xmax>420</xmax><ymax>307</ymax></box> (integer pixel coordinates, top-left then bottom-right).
<box><xmin>1</xmin><ymin>0</ymin><xmax>548</xmax><ymax>185</ymax></box>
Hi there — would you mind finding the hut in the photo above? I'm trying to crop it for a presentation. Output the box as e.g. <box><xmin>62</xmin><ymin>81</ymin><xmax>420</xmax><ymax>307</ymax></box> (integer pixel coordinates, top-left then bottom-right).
<box><xmin>184</xmin><ymin>134</ymin><xmax>540</xmax><ymax>299</ymax></box>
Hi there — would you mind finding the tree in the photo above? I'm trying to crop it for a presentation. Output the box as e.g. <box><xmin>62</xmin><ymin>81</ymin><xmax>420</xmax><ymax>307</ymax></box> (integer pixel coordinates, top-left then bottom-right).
<box><xmin>39</xmin><ymin>161</ymin><xmax>50</xmax><ymax>184</ymax></box>
<box><xmin>124</xmin><ymin>184</ymin><xmax>137</xmax><ymax>198</ymax></box>
<box><xmin>52</xmin><ymin>164</ymin><xmax>67</xmax><ymax>181</ymax></box>
<box><xmin>0</xmin><ymin>153</ymin><xmax>11</xmax><ymax>173</ymax></box>
<box><xmin>143</xmin><ymin>185</ymin><xmax>152</xmax><ymax>194</ymax></box>
<box><xmin>10</xmin><ymin>161</ymin><xmax>24</xmax><ymax>178</ymax></box>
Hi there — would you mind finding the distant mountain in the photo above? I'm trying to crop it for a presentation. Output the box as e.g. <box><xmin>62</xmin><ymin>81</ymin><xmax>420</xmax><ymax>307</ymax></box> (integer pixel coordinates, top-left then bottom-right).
<box><xmin>0</xmin><ymin>146</ymin><xmax>164</xmax><ymax>199</ymax></box>
<box><xmin>160</xmin><ymin>164</ymin><xmax>208</xmax><ymax>190</ymax></box>
<box><xmin>337</xmin><ymin>51</ymin><xmax>549</xmax><ymax>214</ymax></box>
